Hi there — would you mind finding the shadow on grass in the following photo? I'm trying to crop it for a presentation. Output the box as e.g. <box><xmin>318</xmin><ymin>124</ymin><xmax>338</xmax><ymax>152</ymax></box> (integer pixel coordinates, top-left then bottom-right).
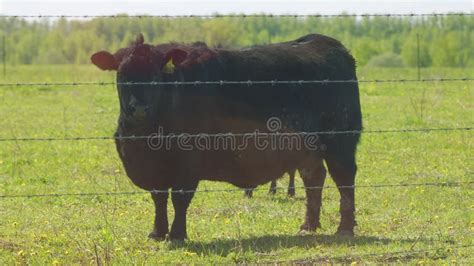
<box><xmin>168</xmin><ymin>233</ymin><xmax>431</xmax><ymax>257</ymax></box>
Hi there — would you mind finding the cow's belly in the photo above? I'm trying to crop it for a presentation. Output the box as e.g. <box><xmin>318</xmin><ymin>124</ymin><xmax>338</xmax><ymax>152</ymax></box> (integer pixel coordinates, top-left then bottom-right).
<box><xmin>202</xmin><ymin>148</ymin><xmax>312</xmax><ymax>188</ymax></box>
<box><xmin>115</xmin><ymin>116</ymin><xmax>324</xmax><ymax>190</ymax></box>
<box><xmin>116</xmin><ymin>136</ymin><xmax>320</xmax><ymax>190</ymax></box>
<box><xmin>198</xmin><ymin>122</ymin><xmax>322</xmax><ymax>187</ymax></box>
<box><xmin>115</xmin><ymin>138</ymin><xmax>168</xmax><ymax>189</ymax></box>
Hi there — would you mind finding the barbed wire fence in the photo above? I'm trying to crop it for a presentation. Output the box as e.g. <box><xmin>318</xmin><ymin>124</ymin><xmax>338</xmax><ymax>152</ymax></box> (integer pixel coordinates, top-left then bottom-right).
<box><xmin>0</xmin><ymin>78</ymin><xmax>472</xmax><ymax>87</ymax></box>
<box><xmin>1</xmin><ymin>181</ymin><xmax>472</xmax><ymax>199</ymax></box>
<box><xmin>1</xmin><ymin>11</ymin><xmax>473</xmax><ymax>262</ymax></box>
<box><xmin>0</xmin><ymin>127</ymin><xmax>472</xmax><ymax>142</ymax></box>
<box><xmin>0</xmin><ymin>12</ymin><xmax>472</xmax><ymax>18</ymax></box>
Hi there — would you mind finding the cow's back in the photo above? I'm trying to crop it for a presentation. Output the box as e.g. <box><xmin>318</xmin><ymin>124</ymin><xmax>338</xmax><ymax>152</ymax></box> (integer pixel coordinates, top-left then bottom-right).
<box><xmin>173</xmin><ymin>34</ymin><xmax>362</xmax><ymax>134</ymax></box>
<box><xmin>217</xmin><ymin>34</ymin><xmax>356</xmax><ymax>81</ymax></box>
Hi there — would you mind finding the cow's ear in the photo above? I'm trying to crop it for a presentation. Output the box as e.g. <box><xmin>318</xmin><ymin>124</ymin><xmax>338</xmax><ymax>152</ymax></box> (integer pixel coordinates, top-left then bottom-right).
<box><xmin>164</xmin><ymin>48</ymin><xmax>188</xmax><ymax>66</ymax></box>
<box><xmin>91</xmin><ymin>51</ymin><xmax>118</xmax><ymax>71</ymax></box>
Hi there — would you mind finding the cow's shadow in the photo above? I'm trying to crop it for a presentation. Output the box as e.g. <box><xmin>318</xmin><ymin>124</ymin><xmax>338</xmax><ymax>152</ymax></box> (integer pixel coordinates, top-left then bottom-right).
<box><xmin>167</xmin><ymin>233</ymin><xmax>431</xmax><ymax>257</ymax></box>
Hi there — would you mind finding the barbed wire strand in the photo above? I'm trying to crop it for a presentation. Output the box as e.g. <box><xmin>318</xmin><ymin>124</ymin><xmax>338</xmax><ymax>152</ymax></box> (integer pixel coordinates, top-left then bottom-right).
<box><xmin>0</xmin><ymin>78</ymin><xmax>473</xmax><ymax>87</ymax></box>
<box><xmin>1</xmin><ymin>181</ymin><xmax>472</xmax><ymax>199</ymax></box>
<box><xmin>0</xmin><ymin>13</ymin><xmax>473</xmax><ymax>19</ymax></box>
<box><xmin>0</xmin><ymin>127</ymin><xmax>472</xmax><ymax>142</ymax></box>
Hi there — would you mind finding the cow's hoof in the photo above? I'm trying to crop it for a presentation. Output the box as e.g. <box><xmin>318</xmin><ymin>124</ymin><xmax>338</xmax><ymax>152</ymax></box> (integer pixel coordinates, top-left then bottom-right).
<box><xmin>298</xmin><ymin>222</ymin><xmax>320</xmax><ymax>234</ymax></box>
<box><xmin>169</xmin><ymin>237</ymin><xmax>186</xmax><ymax>242</ymax></box>
<box><xmin>148</xmin><ymin>231</ymin><xmax>167</xmax><ymax>241</ymax></box>
<box><xmin>287</xmin><ymin>189</ymin><xmax>295</xmax><ymax>197</ymax></box>
<box><xmin>244</xmin><ymin>190</ymin><xmax>253</xmax><ymax>198</ymax></box>
<box><xmin>335</xmin><ymin>229</ymin><xmax>354</xmax><ymax>237</ymax></box>
<box><xmin>168</xmin><ymin>233</ymin><xmax>187</xmax><ymax>242</ymax></box>
<box><xmin>298</xmin><ymin>229</ymin><xmax>314</xmax><ymax>235</ymax></box>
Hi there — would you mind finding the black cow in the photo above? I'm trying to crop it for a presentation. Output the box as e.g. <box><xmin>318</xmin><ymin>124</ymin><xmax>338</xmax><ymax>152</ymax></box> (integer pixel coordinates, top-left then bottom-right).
<box><xmin>91</xmin><ymin>33</ymin><xmax>362</xmax><ymax>241</ymax></box>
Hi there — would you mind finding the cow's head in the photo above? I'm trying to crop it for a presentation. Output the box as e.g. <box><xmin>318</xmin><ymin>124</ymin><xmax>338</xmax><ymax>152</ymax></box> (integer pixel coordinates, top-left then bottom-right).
<box><xmin>91</xmin><ymin>34</ymin><xmax>191</xmax><ymax>121</ymax></box>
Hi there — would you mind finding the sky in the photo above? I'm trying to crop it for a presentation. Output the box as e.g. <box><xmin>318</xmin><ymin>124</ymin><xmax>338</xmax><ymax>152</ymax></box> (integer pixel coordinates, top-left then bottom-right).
<box><xmin>0</xmin><ymin>0</ymin><xmax>472</xmax><ymax>17</ymax></box>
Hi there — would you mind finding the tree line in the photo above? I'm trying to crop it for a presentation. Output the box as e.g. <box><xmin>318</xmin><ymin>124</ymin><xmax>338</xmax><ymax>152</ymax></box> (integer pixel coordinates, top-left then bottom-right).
<box><xmin>0</xmin><ymin>14</ymin><xmax>472</xmax><ymax>67</ymax></box>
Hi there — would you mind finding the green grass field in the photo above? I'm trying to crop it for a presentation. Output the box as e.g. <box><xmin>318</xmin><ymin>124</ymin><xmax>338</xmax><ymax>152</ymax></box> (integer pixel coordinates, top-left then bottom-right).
<box><xmin>0</xmin><ymin>65</ymin><xmax>472</xmax><ymax>264</ymax></box>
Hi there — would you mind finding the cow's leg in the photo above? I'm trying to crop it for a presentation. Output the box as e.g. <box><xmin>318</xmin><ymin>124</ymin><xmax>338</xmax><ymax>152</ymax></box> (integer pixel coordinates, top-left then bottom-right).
<box><xmin>169</xmin><ymin>182</ymin><xmax>198</xmax><ymax>240</ymax></box>
<box><xmin>325</xmin><ymin>155</ymin><xmax>357</xmax><ymax>236</ymax></box>
<box><xmin>148</xmin><ymin>190</ymin><xmax>169</xmax><ymax>240</ymax></box>
<box><xmin>299</xmin><ymin>162</ymin><xmax>326</xmax><ymax>232</ymax></box>
<box><xmin>287</xmin><ymin>171</ymin><xmax>296</xmax><ymax>197</ymax></box>
<box><xmin>269</xmin><ymin>180</ymin><xmax>277</xmax><ymax>194</ymax></box>
<box><xmin>244</xmin><ymin>188</ymin><xmax>253</xmax><ymax>198</ymax></box>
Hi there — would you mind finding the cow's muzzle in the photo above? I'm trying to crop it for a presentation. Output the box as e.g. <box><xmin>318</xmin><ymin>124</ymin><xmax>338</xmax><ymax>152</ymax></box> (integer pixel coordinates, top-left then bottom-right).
<box><xmin>127</xmin><ymin>95</ymin><xmax>150</xmax><ymax>120</ymax></box>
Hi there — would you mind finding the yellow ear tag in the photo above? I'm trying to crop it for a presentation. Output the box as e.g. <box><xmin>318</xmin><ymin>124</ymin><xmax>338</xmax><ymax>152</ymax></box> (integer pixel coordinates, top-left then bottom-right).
<box><xmin>162</xmin><ymin>59</ymin><xmax>175</xmax><ymax>74</ymax></box>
